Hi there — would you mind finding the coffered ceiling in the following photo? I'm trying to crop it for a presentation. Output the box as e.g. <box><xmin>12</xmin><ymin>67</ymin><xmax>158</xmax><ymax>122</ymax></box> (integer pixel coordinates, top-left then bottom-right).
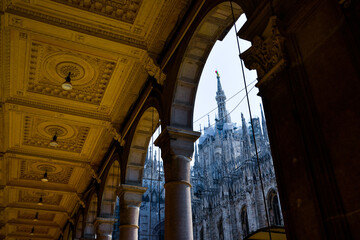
<box><xmin>0</xmin><ymin>0</ymin><xmax>192</xmax><ymax>239</ymax></box>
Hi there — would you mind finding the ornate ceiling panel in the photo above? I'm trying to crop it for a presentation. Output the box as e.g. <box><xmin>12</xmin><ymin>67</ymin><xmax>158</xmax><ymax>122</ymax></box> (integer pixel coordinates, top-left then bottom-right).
<box><xmin>27</xmin><ymin>40</ymin><xmax>116</xmax><ymax>105</ymax></box>
<box><xmin>18</xmin><ymin>190</ymin><xmax>62</xmax><ymax>206</ymax></box>
<box><xmin>23</xmin><ymin>115</ymin><xmax>90</xmax><ymax>153</ymax></box>
<box><xmin>19</xmin><ymin>160</ymin><xmax>73</xmax><ymax>185</ymax></box>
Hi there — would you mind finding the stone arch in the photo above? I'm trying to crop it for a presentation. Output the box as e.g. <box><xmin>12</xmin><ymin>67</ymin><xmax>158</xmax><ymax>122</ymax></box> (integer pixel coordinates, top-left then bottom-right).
<box><xmin>168</xmin><ymin>1</ymin><xmax>243</xmax><ymax>129</ymax></box>
<box><xmin>124</xmin><ymin>106</ymin><xmax>159</xmax><ymax>185</ymax></box>
<box><xmin>84</xmin><ymin>193</ymin><xmax>97</xmax><ymax>238</ymax></box>
<box><xmin>99</xmin><ymin>160</ymin><xmax>121</xmax><ymax>218</ymax></box>
<box><xmin>75</xmin><ymin>213</ymin><xmax>83</xmax><ymax>239</ymax></box>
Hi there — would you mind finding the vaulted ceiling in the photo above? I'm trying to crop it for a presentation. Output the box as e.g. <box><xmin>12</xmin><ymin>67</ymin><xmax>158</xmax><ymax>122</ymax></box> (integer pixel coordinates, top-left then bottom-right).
<box><xmin>0</xmin><ymin>0</ymin><xmax>191</xmax><ymax>239</ymax></box>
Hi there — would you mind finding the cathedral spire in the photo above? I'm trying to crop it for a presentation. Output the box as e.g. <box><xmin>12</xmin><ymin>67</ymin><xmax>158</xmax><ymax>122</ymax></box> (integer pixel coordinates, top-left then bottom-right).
<box><xmin>194</xmin><ymin>143</ymin><xmax>199</xmax><ymax>167</ymax></box>
<box><xmin>215</xmin><ymin>70</ymin><xmax>229</xmax><ymax>125</ymax></box>
<box><xmin>260</xmin><ymin>104</ymin><xmax>269</xmax><ymax>142</ymax></box>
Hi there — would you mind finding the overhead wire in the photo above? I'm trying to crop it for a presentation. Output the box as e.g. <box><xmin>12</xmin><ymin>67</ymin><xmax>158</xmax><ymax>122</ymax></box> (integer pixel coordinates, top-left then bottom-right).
<box><xmin>230</xmin><ymin>1</ymin><xmax>273</xmax><ymax>240</ymax></box>
<box><xmin>193</xmin><ymin>79</ymin><xmax>257</xmax><ymax>124</ymax></box>
<box><xmin>197</xmin><ymin>84</ymin><xmax>256</xmax><ymax>130</ymax></box>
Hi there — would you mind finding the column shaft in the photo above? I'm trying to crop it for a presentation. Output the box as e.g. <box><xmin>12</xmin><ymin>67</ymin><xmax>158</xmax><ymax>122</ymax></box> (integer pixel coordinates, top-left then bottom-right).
<box><xmin>155</xmin><ymin>126</ymin><xmax>200</xmax><ymax>240</ymax></box>
<box><xmin>118</xmin><ymin>184</ymin><xmax>146</xmax><ymax>240</ymax></box>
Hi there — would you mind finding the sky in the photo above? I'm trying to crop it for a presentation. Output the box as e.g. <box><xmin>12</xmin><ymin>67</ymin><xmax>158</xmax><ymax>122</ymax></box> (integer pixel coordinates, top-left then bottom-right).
<box><xmin>193</xmin><ymin>14</ymin><xmax>263</xmax><ymax>133</ymax></box>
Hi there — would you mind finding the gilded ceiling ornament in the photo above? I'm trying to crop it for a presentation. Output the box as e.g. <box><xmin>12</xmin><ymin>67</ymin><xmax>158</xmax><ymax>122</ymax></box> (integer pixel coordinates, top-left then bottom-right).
<box><xmin>240</xmin><ymin>16</ymin><xmax>287</xmax><ymax>88</ymax></box>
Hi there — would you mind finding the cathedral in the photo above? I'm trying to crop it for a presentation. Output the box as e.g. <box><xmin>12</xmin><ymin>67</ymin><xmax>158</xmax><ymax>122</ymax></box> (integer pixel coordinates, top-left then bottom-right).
<box><xmin>191</xmin><ymin>73</ymin><xmax>282</xmax><ymax>240</ymax></box>
<box><xmin>1</xmin><ymin>0</ymin><xmax>359</xmax><ymax>239</ymax></box>
<box><xmin>131</xmin><ymin>72</ymin><xmax>283</xmax><ymax>240</ymax></box>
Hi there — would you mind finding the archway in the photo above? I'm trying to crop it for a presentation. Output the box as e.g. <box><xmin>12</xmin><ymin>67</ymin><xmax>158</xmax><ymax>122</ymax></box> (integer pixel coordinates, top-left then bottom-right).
<box><xmin>100</xmin><ymin>160</ymin><xmax>121</xmax><ymax>218</ymax></box>
<box><xmin>84</xmin><ymin>194</ymin><xmax>98</xmax><ymax>238</ymax></box>
<box><xmin>168</xmin><ymin>2</ymin><xmax>242</xmax><ymax>129</ymax></box>
<box><xmin>125</xmin><ymin>107</ymin><xmax>159</xmax><ymax>186</ymax></box>
<box><xmin>75</xmin><ymin>213</ymin><xmax>83</xmax><ymax>239</ymax></box>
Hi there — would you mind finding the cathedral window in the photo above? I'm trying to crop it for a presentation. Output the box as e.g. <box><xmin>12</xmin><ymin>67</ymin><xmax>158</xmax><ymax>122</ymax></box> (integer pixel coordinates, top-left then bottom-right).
<box><xmin>217</xmin><ymin>217</ymin><xmax>224</xmax><ymax>240</ymax></box>
<box><xmin>241</xmin><ymin>206</ymin><xmax>249</xmax><ymax>237</ymax></box>
<box><xmin>268</xmin><ymin>190</ymin><xmax>282</xmax><ymax>226</ymax></box>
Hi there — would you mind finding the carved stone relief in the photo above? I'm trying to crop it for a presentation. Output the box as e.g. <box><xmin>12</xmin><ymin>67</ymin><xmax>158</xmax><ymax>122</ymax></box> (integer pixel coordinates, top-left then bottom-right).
<box><xmin>23</xmin><ymin>115</ymin><xmax>90</xmax><ymax>153</ymax></box>
<box><xmin>240</xmin><ymin>16</ymin><xmax>287</xmax><ymax>87</ymax></box>
<box><xmin>27</xmin><ymin>41</ymin><xmax>116</xmax><ymax>105</ymax></box>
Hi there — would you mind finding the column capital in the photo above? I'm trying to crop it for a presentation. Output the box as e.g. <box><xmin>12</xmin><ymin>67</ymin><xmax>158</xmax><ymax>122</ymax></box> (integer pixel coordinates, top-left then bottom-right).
<box><xmin>240</xmin><ymin>16</ymin><xmax>287</xmax><ymax>89</ymax></box>
<box><xmin>94</xmin><ymin>217</ymin><xmax>117</xmax><ymax>228</ymax></box>
<box><xmin>154</xmin><ymin>126</ymin><xmax>200</xmax><ymax>159</ymax></box>
<box><xmin>94</xmin><ymin>217</ymin><xmax>117</xmax><ymax>240</ymax></box>
<box><xmin>117</xmin><ymin>184</ymin><xmax>146</xmax><ymax>207</ymax></box>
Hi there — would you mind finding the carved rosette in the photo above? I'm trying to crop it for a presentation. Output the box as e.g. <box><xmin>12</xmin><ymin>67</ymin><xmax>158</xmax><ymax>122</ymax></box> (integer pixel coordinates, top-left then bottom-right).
<box><xmin>240</xmin><ymin>16</ymin><xmax>287</xmax><ymax>88</ymax></box>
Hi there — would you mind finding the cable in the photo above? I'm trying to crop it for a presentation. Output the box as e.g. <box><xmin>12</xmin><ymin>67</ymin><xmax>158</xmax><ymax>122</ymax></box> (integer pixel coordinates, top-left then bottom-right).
<box><xmin>149</xmin><ymin>108</ymin><xmax>154</xmax><ymax>238</ymax></box>
<box><xmin>230</xmin><ymin>1</ymin><xmax>273</xmax><ymax>240</ymax></box>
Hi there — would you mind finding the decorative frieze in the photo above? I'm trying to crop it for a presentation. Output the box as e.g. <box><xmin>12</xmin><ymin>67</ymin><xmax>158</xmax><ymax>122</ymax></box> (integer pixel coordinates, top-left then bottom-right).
<box><xmin>240</xmin><ymin>16</ymin><xmax>287</xmax><ymax>88</ymax></box>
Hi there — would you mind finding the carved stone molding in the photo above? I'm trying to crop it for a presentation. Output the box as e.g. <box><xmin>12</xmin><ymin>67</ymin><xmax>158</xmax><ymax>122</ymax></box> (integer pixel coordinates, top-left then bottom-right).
<box><xmin>85</xmin><ymin>165</ymin><xmax>101</xmax><ymax>183</ymax></box>
<box><xmin>6</xmin><ymin>6</ymin><xmax>147</xmax><ymax>49</ymax></box>
<box><xmin>141</xmin><ymin>55</ymin><xmax>166</xmax><ymax>85</ymax></box>
<box><xmin>51</xmin><ymin>0</ymin><xmax>142</xmax><ymax>24</ymax></box>
<box><xmin>240</xmin><ymin>16</ymin><xmax>287</xmax><ymax>88</ymax></box>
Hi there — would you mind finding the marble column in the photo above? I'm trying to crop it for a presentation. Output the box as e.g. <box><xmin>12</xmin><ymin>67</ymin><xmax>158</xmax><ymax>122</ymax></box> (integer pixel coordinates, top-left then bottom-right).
<box><xmin>94</xmin><ymin>217</ymin><xmax>116</xmax><ymax>240</ymax></box>
<box><xmin>155</xmin><ymin>126</ymin><xmax>200</xmax><ymax>240</ymax></box>
<box><xmin>118</xmin><ymin>184</ymin><xmax>146</xmax><ymax>240</ymax></box>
